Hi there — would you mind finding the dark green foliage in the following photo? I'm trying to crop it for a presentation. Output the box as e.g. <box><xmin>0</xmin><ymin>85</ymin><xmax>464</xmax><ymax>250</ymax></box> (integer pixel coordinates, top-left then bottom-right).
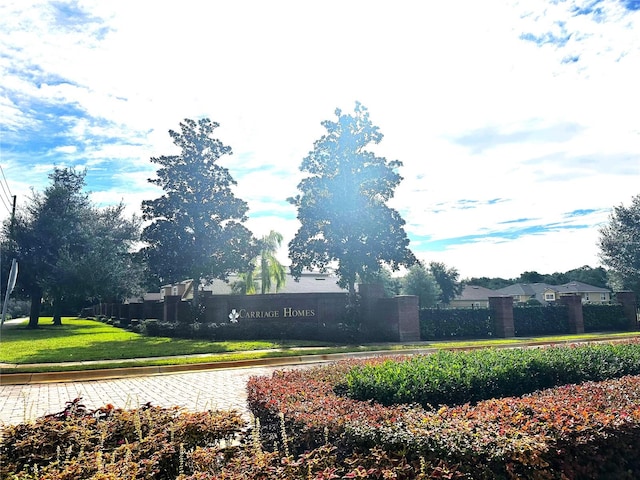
<box><xmin>5</xmin><ymin>168</ymin><xmax>141</xmax><ymax>328</ymax></box>
<box><xmin>140</xmin><ymin>319</ymin><xmax>352</xmax><ymax>343</ymax></box>
<box><xmin>402</xmin><ymin>263</ymin><xmax>441</xmax><ymax>308</ymax></box>
<box><xmin>599</xmin><ymin>194</ymin><xmax>640</xmax><ymax>295</ymax></box>
<box><xmin>141</xmin><ymin>118</ymin><xmax>258</xmax><ymax>309</ymax></box>
<box><xmin>513</xmin><ymin>305</ymin><xmax>569</xmax><ymax>336</ymax></box>
<box><xmin>419</xmin><ymin>307</ymin><xmax>493</xmax><ymax>339</ymax></box>
<box><xmin>288</xmin><ymin>103</ymin><xmax>416</xmax><ymax>299</ymax></box>
<box><xmin>464</xmin><ymin>265</ymin><xmax>610</xmax><ymax>290</ymax></box>
<box><xmin>583</xmin><ymin>303</ymin><xmax>628</xmax><ymax>332</ymax></box>
<box><xmin>562</xmin><ymin>265</ymin><xmax>609</xmax><ymax>288</ymax></box>
<box><xmin>342</xmin><ymin>340</ymin><xmax>640</xmax><ymax>408</ymax></box>
<box><xmin>428</xmin><ymin>262</ymin><xmax>463</xmax><ymax>305</ymax></box>
<box><xmin>421</xmin><ymin>304</ymin><xmax>628</xmax><ymax>339</ymax></box>
<box><xmin>463</xmin><ymin>276</ymin><xmax>511</xmax><ymax>290</ymax></box>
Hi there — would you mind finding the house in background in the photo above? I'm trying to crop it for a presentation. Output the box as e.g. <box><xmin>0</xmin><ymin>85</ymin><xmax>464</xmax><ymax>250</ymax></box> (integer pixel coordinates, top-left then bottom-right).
<box><xmin>161</xmin><ymin>272</ymin><xmax>347</xmax><ymax>301</ymax></box>
<box><xmin>553</xmin><ymin>281</ymin><xmax>612</xmax><ymax>304</ymax></box>
<box><xmin>493</xmin><ymin>283</ymin><xmax>553</xmax><ymax>305</ymax></box>
<box><xmin>450</xmin><ymin>281</ymin><xmax>612</xmax><ymax>308</ymax></box>
<box><xmin>450</xmin><ymin>285</ymin><xmax>497</xmax><ymax>308</ymax></box>
<box><xmin>494</xmin><ymin>281</ymin><xmax>612</xmax><ymax>306</ymax></box>
<box><xmin>160</xmin><ymin>280</ymin><xmax>191</xmax><ymax>301</ymax></box>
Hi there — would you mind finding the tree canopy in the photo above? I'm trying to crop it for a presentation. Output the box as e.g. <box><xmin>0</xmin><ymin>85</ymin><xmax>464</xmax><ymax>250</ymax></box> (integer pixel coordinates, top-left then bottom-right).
<box><xmin>257</xmin><ymin>230</ymin><xmax>286</xmax><ymax>294</ymax></box>
<box><xmin>288</xmin><ymin>102</ymin><xmax>416</xmax><ymax>298</ymax></box>
<box><xmin>231</xmin><ymin>230</ymin><xmax>286</xmax><ymax>295</ymax></box>
<box><xmin>6</xmin><ymin>168</ymin><xmax>141</xmax><ymax>327</ymax></box>
<box><xmin>402</xmin><ymin>263</ymin><xmax>441</xmax><ymax>308</ymax></box>
<box><xmin>429</xmin><ymin>261</ymin><xmax>463</xmax><ymax>305</ymax></box>
<box><xmin>599</xmin><ymin>194</ymin><xmax>640</xmax><ymax>295</ymax></box>
<box><xmin>141</xmin><ymin>118</ymin><xmax>258</xmax><ymax>309</ymax></box>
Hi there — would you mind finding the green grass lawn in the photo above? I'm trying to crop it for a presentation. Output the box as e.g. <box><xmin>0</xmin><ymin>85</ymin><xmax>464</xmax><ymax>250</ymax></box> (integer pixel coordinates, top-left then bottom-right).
<box><xmin>0</xmin><ymin>317</ymin><xmax>333</xmax><ymax>364</ymax></box>
<box><xmin>2</xmin><ymin>317</ymin><xmax>639</xmax><ymax>373</ymax></box>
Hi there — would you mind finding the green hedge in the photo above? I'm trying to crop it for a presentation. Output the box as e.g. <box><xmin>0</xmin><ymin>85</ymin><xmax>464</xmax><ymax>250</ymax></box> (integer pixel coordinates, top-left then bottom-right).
<box><xmin>583</xmin><ymin>303</ymin><xmax>628</xmax><ymax>332</ymax></box>
<box><xmin>421</xmin><ymin>304</ymin><xmax>630</xmax><ymax>339</ymax></box>
<box><xmin>513</xmin><ymin>305</ymin><xmax>569</xmax><ymax>336</ymax></box>
<box><xmin>419</xmin><ymin>307</ymin><xmax>493</xmax><ymax>339</ymax></box>
<box><xmin>140</xmin><ymin>319</ymin><xmax>352</xmax><ymax>342</ymax></box>
<box><xmin>248</xmin><ymin>355</ymin><xmax>640</xmax><ymax>479</ymax></box>
<box><xmin>342</xmin><ymin>340</ymin><xmax>640</xmax><ymax>407</ymax></box>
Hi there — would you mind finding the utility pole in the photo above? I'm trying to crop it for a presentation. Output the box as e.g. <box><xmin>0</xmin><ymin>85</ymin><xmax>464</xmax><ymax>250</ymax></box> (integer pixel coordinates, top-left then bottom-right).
<box><xmin>10</xmin><ymin>195</ymin><xmax>16</xmax><ymax>235</ymax></box>
<box><xmin>1</xmin><ymin>195</ymin><xmax>17</xmax><ymax>327</ymax></box>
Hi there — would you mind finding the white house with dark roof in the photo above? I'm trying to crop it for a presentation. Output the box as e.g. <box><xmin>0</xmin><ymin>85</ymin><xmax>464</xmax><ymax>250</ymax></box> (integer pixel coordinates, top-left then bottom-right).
<box><xmin>450</xmin><ymin>285</ymin><xmax>497</xmax><ymax>308</ymax></box>
<box><xmin>450</xmin><ymin>281</ymin><xmax>612</xmax><ymax>308</ymax></box>
<box><xmin>494</xmin><ymin>281</ymin><xmax>611</xmax><ymax>305</ymax></box>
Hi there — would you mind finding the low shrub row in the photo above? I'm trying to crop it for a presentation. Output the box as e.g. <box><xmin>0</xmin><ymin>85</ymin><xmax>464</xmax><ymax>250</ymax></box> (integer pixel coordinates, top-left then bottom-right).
<box><xmin>140</xmin><ymin>319</ymin><xmax>353</xmax><ymax>342</ymax></box>
<box><xmin>6</xmin><ymin>345</ymin><xmax>640</xmax><ymax>478</ymax></box>
<box><xmin>342</xmin><ymin>339</ymin><xmax>640</xmax><ymax>407</ymax></box>
<box><xmin>88</xmin><ymin>315</ymin><xmax>143</xmax><ymax>332</ymax></box>
<box><xmin>247</xmin><ymin>356</ymin><xmax>640</xmax><ymax>478</ymax></box>
<box><xmin>1</xmin><ymin>398</ymin><xmax>245</xmax><ymax>480</ymax></box>
<box><xmin>0</xmin><ymin>398</ymin><xmax>464</xmax><ymax>480</ymax></box>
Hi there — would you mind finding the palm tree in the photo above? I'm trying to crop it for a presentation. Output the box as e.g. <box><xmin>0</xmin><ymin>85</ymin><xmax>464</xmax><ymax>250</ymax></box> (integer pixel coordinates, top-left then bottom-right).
<box><xmin>230</xmin><ymin>270</ymin><xmax>257</xmax><ymax>294</ymax></box>
<box><xmin>258</xmin><ymin>230</ymin><xmax>286</xmax><ymax>294</ymax></box>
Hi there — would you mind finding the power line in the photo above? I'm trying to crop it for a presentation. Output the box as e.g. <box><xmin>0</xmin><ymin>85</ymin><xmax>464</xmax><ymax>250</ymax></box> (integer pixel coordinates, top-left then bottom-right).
<box><xmin>0</xmin><ymin>164</ymin><xmax>13</xmax><ymax>212</ymax></box>
<box><xmin>0</xmin><ymin>163</ymin><xmax>13</xmax><ymax>198</ymax></box>
<box><xmin>0</xmin><ymin>165</ymin><xmax>15</xmax><ymax>214</ymax></box>
<box><xmin>0</xmin><ymin>191</ymin><xmax>9</xmax><ymax>215</ymax></box>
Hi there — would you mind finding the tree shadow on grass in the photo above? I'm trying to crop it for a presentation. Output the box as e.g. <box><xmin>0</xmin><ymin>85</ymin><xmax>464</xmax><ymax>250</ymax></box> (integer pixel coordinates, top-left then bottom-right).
<box><xmin>1</xmin><ymin>320</ymin><xmax>279</xmax><ymax>364</ymax></box>
<box><xmin>4</xmin><ymin>336</ymin><xmax>261</xmax><ymax>364</ymax></box>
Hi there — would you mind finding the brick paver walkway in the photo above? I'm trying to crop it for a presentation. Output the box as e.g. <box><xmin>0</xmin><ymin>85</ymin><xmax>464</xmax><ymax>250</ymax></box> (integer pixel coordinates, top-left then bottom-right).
<box><xmin>0</xmin><ymin>365</ymin><xmax>303</xmax><ymax>427</ymax></box>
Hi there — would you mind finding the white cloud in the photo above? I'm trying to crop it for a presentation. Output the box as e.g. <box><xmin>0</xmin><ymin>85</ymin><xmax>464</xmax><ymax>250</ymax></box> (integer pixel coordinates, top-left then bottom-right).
<box><xmin>1</xmin><ymin>0</ymin><xmax>639</xmax><ymax>279</ymax></box>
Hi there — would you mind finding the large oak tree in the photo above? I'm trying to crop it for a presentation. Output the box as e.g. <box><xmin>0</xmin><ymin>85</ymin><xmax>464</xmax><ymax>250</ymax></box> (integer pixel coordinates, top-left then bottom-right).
<box><xmin>599</xmin><ymin>194</ymin><xmax>640</xmax><ymax>296</ymax></box>
<box><xmin>6</xmin><ymin>168</ymin><xmax>141</xmax><ymax>327</ymax></box>
<box><xmin>141</xmin><ymin>118</ymin><xmax>257</xmax><ymax>310</ymax></box>
<box><xmin>288</xmin><ymin>103</ymin><xmax>416</xmax><ymax>299</ymax></box>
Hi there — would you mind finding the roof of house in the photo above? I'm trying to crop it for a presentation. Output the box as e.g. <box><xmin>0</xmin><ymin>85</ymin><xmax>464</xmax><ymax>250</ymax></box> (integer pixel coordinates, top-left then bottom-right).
<box><xmin>494</xmin><ymin>283</ymin><xmax>552</xmax><ymax>298</ymax></box>
<box><xmin>124</xmin><ymin>292</ymin><xmax>162</xmax><ymax>304</ymax></box>
<box><xmin>454</xmin><ymin>281</ymin><xmax>611</xmax><ymax>306</ymax></box>
<box><xmin>455</xmin><ymin>285</ymin><xmax>498</xmax><ymax>301</ymax></box>
<box><xmin>494</xmin><ymin>281</ymin><xmax>610</xmax><ymax>304</ymax></box>
<box><xmin>210</xmin><ymin>272</ymin><xmax>346</xmax><ymax>295</ymax></box>
<box><xmin>177</xmin><ymin>272</ymin><xmax>347</xmax><ymax>297</ymax></box>
<box><xmin>555</xmin><ymin>281</ymin><xmax>610</xmax><ymax>294</ymax></box>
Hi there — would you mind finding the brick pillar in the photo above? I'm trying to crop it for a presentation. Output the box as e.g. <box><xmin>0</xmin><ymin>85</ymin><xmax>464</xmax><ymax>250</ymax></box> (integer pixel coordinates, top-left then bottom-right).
<box><xmin>616</xmin><ymin>291</ymin><xmax>639</xmax><ymax>331</ymax></box>
<box><xmin>489</xmin><ymin>296</ymin><xmax>515</xmax><ymax>338</ymax></box>
<box><xmin>395</xmin><ymin>295</ymin><xmax>420</xmax><ymax>342</ymax></box>
<box><xmin>560</xmin><ymin>294</ymin><xmax>584</xmax><ymax>334</ymax></box>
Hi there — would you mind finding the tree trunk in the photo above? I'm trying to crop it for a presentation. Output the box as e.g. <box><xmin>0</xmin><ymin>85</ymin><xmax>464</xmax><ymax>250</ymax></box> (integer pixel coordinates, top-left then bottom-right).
<box><xmin>191</xmin><ymin>275</ymin><xmax>200</xmax><ymax>322</ymax></box>
<box><xmin>348</xmin><ymin>281</ymin><xmax>357</xmax><ymax>306</ymax></box>
<box><xmin>52</xmin><ymin>295</ymin><xmax>62</xmax><ymax>325</ymax></box>
<box><xmin>28</xmin><ymin>287</ymin><xmax>42</xmax><ymax>329</ymax></box>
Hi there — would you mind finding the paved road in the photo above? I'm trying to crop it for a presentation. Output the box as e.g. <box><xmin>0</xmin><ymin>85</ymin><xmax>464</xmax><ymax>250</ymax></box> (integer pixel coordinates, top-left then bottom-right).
<box><xmin>0</xmin><ymin>364</ymin><xmax>305</xmax><ymax>427</ymax></box>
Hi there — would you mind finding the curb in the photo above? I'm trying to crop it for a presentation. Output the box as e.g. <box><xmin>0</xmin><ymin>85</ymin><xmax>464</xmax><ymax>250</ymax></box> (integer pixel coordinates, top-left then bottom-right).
<box><xmin>0</xmin><ymin>349</ymin><xmax>431</xmax><ymax>385</ymax></box>
<box><xmin>2</xmin><ymin>335</ymin><xmax>638</xmax><ymax>386</ymax></box>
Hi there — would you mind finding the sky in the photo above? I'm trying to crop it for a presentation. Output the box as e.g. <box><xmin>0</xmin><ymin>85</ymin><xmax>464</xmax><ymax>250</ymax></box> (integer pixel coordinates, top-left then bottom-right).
<box><xmin>1</xmin><ymin>0</ymin><xmax>640</xmax><ymax>281</ymax></box>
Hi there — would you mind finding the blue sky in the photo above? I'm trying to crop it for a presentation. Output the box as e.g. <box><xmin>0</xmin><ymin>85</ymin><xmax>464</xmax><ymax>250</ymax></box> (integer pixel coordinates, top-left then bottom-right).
<box><xmin>1</xmin><ymin>0</ymin><xmax>639</xmax><ymax>279</ymax></box>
